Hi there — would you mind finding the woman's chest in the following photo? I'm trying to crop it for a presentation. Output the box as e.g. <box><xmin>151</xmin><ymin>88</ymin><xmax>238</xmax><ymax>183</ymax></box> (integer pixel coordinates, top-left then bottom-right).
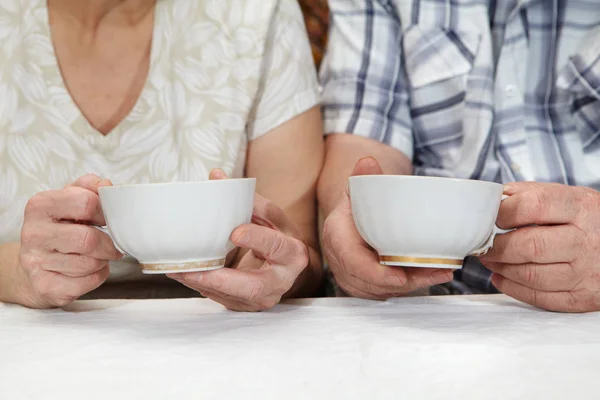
<box><xmin>0</xmin><ymin>1</ymin><xmax>270</xmax><ymax>183</ymax></box>
<box><xmin>0</xmin><ymin>0</ymin><xmax>273</xmax><ymax>242</ymax></box>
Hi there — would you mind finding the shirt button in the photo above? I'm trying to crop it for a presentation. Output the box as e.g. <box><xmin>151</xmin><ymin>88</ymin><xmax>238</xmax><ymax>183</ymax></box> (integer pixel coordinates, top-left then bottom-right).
<box><xmin>505</xmin><ymin>84</ymin><xmax>519</xmax><ymax>98</ymax></box>
<box><xmin>511</xmin><ymin>163</ymin><xmax>521</xmax><ymax>172</ymax></box>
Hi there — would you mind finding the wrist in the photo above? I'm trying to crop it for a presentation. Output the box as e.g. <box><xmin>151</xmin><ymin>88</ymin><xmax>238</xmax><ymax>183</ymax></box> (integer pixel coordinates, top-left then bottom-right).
<box><xmin>284</xmin><ymin>245</ymin><xmax>323</xmax><ymax>299</ymax></box>
<box><xmin>0</xmin><ymin>242</ymin><xmax>27</xmax><ymax>305</ymax></box>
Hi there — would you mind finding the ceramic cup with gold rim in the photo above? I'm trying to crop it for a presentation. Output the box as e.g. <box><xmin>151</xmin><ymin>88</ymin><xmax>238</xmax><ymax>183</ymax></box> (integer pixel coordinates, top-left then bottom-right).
<box><xmin>95</xmin><ymin>178</ymin><xmax>255</xmax><ymax>274</ymax></box>
<box><xmin>348</xmin><ymin>175</ymin><xmax>510</xmax><ymax>269</ymax></box>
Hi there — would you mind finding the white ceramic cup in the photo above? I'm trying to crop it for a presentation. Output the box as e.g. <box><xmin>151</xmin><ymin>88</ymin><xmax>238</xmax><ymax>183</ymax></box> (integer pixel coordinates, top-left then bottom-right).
<box><xmin>349</xmin><ymin>175</ymin><xmax>510</xmax><ymax>269</ymax></box>
<box><xmin>95</xmin><ymin>179</ymin><xmax>255</xmax><ymax>274</ymax></box>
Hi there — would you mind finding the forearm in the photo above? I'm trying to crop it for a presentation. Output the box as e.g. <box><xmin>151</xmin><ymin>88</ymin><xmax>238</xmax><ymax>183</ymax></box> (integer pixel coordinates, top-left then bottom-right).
<box><xmin>317</xmin><ymin>134</ymin><xmax>413</xmax><ymax>216</ymax></box>
<box><xmin>284</xmin><ymin>244</ymin><xmax>323</xmax><ymax>299</ymax></box>
<box><xmin>0</xmin><ymin>242</ymin><xmax>24</xmax><ymax>305</ymax></box>
<box><xmin>246</xmin><ymin>107</ymin><xmax>325</xmax><ymax>299</ymax></box>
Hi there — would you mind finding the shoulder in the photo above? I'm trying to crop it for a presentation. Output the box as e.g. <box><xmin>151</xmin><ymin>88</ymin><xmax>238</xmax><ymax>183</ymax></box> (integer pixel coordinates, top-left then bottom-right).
<box><xmin>0</xmin><ymin>0</ymin><xmax>46</xmax><ymax>22</ymax></box>
<box><xmin>157</xmin><ymin>0</ymin><xmax>288</xmax><ymax>30</ymax></box>
<box><xmin>155</xmin><ymin>0</ymin><xmax>307</xmax><ymax>61</ymax></box>
<box><xmin>0</xmin><ymin>0</ymin><xmax>49</xmax><ymax>65</ymax></box>
<box><xmin>156</xmin><ymin>0</ymin><xmax>304</xmax><ymax>39</ymax></box>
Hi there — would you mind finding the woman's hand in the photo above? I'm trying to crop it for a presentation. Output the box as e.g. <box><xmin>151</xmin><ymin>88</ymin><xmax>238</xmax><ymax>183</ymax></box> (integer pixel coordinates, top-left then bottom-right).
<box><xmin>16</xmin><ymin>174</ymin><xmax>122</xmax><ymax>308</ymax></box>
<box><xmin>168</xmin><ymin>170</ymin><xmax>310</xmax><ymax>312</ymax></box>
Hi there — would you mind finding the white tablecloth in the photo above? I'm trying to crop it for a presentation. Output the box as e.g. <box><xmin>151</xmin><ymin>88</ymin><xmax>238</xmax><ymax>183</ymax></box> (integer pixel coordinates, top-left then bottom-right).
<box><xmin>1</xmin><ymin>295</ymin><xmax>599</xmax><ymax>399</ymax></box>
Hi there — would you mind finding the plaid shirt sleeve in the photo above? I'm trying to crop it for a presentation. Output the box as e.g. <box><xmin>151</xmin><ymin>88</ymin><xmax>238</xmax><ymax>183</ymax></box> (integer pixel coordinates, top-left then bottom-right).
<box><xmin>319</xmin><ymin>0</ymin><xmax>414</xmax><ymax>160</ymax></box>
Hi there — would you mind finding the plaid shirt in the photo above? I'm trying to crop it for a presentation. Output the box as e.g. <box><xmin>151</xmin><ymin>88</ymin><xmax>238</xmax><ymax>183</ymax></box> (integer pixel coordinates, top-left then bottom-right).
<box><xmin>320</xmin><ymin>0</ymin><xmax>600</xmax><ymax>294</ymax></box>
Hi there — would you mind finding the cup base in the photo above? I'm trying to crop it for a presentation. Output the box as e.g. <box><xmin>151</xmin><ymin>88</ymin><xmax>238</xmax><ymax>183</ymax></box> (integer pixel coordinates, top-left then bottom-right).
<box><xmin>379</xmin><ymin>255</ymin><xmax>464</xmax><ymax>269</ymax></box>
<box><xmin>140</xmin><ymin>258</ymin><xmax>226</xmax><ymax>274</ymax></box>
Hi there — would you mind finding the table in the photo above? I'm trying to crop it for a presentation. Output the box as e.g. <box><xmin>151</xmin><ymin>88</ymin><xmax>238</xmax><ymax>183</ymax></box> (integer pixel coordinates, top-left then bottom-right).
<box><xmin>1</xmin><ymin>295</ymin><xmax>599</xmax><ymax>399</ymax></box>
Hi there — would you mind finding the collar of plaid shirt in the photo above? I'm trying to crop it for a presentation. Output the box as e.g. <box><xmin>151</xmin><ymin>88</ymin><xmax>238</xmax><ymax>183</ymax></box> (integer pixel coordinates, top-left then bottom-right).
<box><xmin>321</xmin><ymin>0</ymin><xmax>600</xmax><ymax>189</ymax></box>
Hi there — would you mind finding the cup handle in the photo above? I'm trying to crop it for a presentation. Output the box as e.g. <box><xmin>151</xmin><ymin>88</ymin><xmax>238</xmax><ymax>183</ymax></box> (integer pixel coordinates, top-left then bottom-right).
<box><xmin>470</xmin><ymin>225</ymin><xmax>513</xmax><ymax>257</ymax></box>
<box><xmin>91</xmin><ymin>226</ymin><xmax>128</xmax><ymax>257</ymax></box>
<box><xmin>470</xmin><ymin>195</ymin><xmax>514</xmax><ymax>257</ymax></box>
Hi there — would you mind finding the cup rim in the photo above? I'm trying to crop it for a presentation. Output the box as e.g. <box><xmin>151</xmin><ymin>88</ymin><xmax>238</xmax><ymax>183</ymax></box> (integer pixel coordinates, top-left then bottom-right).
<box><xmin>98</xmin><ymin>177</ymin><xmax>256</xmax><ymax>192</ymax></box>
<box><xmin>348</xmin><ymin>174</ymin><xmax>503</xmax><ymax>189</ymax></box>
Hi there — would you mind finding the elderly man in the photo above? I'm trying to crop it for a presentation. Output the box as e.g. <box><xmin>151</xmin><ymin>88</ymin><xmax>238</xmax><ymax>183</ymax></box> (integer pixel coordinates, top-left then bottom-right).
<box><xmin>318</xmin><ymin>0</ymin><xmax>600</xmax><ymax>312</ymax></box>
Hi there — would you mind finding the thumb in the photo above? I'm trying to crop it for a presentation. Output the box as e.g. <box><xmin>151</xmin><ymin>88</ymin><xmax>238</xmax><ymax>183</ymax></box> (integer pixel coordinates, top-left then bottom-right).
<box><xmin>70</xmin><ymin>174</ymin><xmax>113</xmax><ymax>194</ymax></box>
<box><xmin>351</xmin><ymin>156</ymin><xmax>384</xmax><ymax>177</ymax></box>
<box><xmin>343</xmin><ymin>156</ymin><xmax>384</xmax><ymax>201</ymax></box>
<box><xmin>209</xmin><ymin>168</ymin><xmax>229</xmax><ymax>180</ymax></box>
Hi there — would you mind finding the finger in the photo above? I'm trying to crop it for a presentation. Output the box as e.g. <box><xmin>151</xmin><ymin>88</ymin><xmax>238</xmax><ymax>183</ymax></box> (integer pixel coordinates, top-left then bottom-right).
<box><xmin>345</xmin><ymin>156</ymin><xmax>385</xmax><ymax>197</ymax></box>
<box><xmin>195</xmin><ymin>287</ymin><xmax>249</xmax><ymax>309</ymax></box>
<box><xmin>329</xmin><ymin>247</ymin><xmax>411</xmax><ymax>294</ymax></box>
<box><xmin>170</xmin><ymin>267</ymin><xmax>285</xmax><ymax>304</ymax></box>
<box><xmin>197</xmin><ymin>288</ymin><xmax>268</xmax><ymax>312</ymax></box>
<box><xmin>52</xmin><ymin>255</ymin><xmax>110</xmax><ymax>278</ymax></box>
<box><xmin>70</xmin><ymin>175</ymin><xmax>112</xmax><ymax>225</ymax></box>
<box><xmin>324</xmin><ymin>210</ymin><xmax>409</xmax><ymax>292</ymax></box>
<box><xmin>400</xmin><ymin>267</ymin><xmax>454</xmax><ymax>293</ymax></box>
<box><xmin>250</xmin><ymin>194</ymin><xmax>298</xmax><ymax>237</ymax></box>
<box><xmin>333</xmin><ymin>260</ymin><xmax>452</xmax><ymax>297</ymax></box>
<box><xmin>334</xmin><ymin>273</ymin><xmax>400</xmax><ymax>299</ymax></box>
<box><xmin>25</xmin><ymin>187</ymin><xmax>105</xmax><ymax>225</ymax></box>
<box><xmin>334</xmin><ymin>279</ymin><xmax>391</xmax><ymax>300</ymax></box>
<box><xmin>47</xmin><ymin>224</ymin><xmax>122</xmax><ymax>260</ymax></box>
<box><xmin>209</xmin><ymin>168</ymin><xmax>229</xmax><ymax>180</ymax></box>
<box><xmin>503</xmin><ymin>181</ymin><xmax>565</xmax><ymax>196</ymax></box>
<box><xmin>22</xmin><ymin>250</ymin><xmax>109</xmax><ymax>278</ymax></box>
<box><xmin>33</xmin><ymin>267</ymin><xmax>110</xmax><ymax>307</ymax></box>
<box><xmin>351</xmin><ymin>156</ymin><xmax>384</xmax><ymax>176</ymax></box>
<box><xmin>336</xmin><ymin>267</ymin><xmax>453</xmax><ymax>299</ymax></box>
<box><xmin>70</xmin><ymin>174</ymin><xmax>113</xmax><ymax>193</ymax></box>
<box><xmin>484</xmin><ymin>261</ymin><xmax>576</xmax><ymax>291</ymax></box>
<box><xmin>204</xmin><ymin>295</ymin><xmax>265</xmax><ymax>312</ymax></box>
<box><xmin>170</xmin><ymin>279</ymin><xmax>256</xmax><ymax>311</ymax></box>
<box><xmin>480</xmin><ymin>225</ymin><xmax>584</xmax><ymax>264</ymax></box>
<box><xmin>498</xmin><ymin>184</ymin><xmax>582</xmax><ymax>228</ymax></box>
<box><xmin>338</xmin><ymin>266</ymin><xmax>453</xmax><ymax>299</ymax></box>
<box><xmin>491</xmin><ymin>274</ymin><xmax>592</xmax><ymax>313</ymax></box>
<box><xmin>231</xmin><ymin>224</ymin><xmax>308</xmax><ymax>269</ymax></box>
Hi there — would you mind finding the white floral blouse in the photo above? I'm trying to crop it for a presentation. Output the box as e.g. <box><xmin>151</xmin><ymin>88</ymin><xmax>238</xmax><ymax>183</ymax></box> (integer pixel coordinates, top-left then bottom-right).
<box><xmin>0</xmin><ymin>0</ymin><xmax>319</xmax><ymax>284</ymax></box>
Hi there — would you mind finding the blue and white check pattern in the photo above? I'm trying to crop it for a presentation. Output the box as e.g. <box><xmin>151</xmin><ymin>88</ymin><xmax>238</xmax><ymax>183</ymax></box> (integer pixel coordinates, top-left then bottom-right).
<box><xmin>320</xmin><ymin>0</ymin><xmax>600</xmax><ymax>294</ymax></box>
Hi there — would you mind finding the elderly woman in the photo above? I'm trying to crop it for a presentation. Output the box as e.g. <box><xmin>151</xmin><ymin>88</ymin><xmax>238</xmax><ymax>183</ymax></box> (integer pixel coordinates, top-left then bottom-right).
<box><xmin>0</xmin><ymin>0</ymin><xmax>324</xmax><ymax>311</ymax></box>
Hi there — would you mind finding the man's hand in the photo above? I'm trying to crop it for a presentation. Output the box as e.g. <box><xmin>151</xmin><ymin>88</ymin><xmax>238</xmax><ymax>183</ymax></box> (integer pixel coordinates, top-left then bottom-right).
<box><xmin>480</xmin><ymin>182</ymin><xmax>600</xmax><ymax>312</ymax></box>
<box><xmin>323</xmin><ymin>157</ymin><xmax>454</xmax><ymax>299</ymax></box>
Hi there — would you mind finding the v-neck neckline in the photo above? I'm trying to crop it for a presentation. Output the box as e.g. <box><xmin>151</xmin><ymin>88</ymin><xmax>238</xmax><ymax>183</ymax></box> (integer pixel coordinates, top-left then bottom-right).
<box><xmin>41</xmin><ymin>0</ymin><xmax>161</xmax><ymax>139</ymax></box>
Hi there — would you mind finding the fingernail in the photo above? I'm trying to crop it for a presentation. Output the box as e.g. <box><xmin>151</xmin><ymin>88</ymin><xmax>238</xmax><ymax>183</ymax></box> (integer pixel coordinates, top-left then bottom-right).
<box><xmin>233</xmin><ymin>230</ymin><xmax>250</xmax><ymax>245</ymax></box>
<box><xmin>491</xmin><ymin>273</ymin><xmax>503</xmax><ymax>289</ymax></box>
<box><xmin>386</xmin><ymin>273</ymin><xmax>407</xmax><ymax>286</ymax></box>
<box><xmin>209</xmin><ymin>168</ymin><xmax>227</xmax><ymax>179</ymax></box>
<box><xmin>167</xmin><ymin>273</ymin><xmax>183</xmax><ymax>281</ymax></box>
<box><xmin>358</xmin><ymin>156</ymin><xmax>377</xmax><ymax>163</ymax></box>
